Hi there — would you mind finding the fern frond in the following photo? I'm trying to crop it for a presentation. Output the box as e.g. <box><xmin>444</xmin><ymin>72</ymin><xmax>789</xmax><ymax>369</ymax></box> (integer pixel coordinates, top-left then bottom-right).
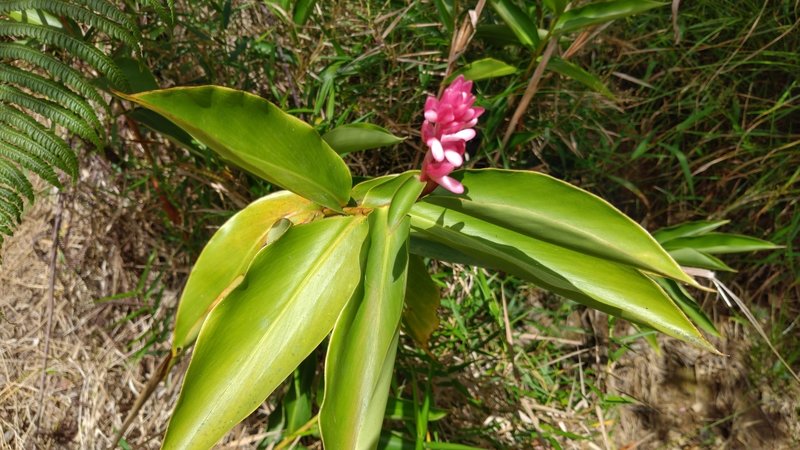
<box><xmin>0</xmin><ymin>21</ymin><xmax>128</xmax><ymax>89</ymax></box>
<box><xmin>0</xmin><ymin>185</ymin><xmax>24</xmax><ymax>214</ymax></box>
<box><xmin>79</xmin><ymin>0</ymin><xmax>141</xmax><ymax>40</ymax></box>
<box><xmin>0</xmin><ymin>157</ymin><xmax>32</xmax><ymax>203</ymax></box>
<box><xmin>0</xmin><ymin>43</ymin><xmax>108</xmax><ymax>110</ymax></box>
<box><xmin>0</xmin><ymin>139</ymin><xmax>61</xmax><ymax>187</ymax></box>
<box><xmin>0</xmin><ymin>0</ymin><xmax>139</xmax><ymax>47</ymax></box>
<box><xmin>142</xmin><ymin>0</ymin><xmax>174</xmax><ymax>26</ymax></box>
<box><xmin>0</xmin><ymin>185</ymin><xmax>23</xmax><ymax>226</ymax></box>
<box><xmin>0</xmin><ymin>65</ymin><xmax>103</xmax><ymax>135</ymax></box>
<box><xmin>0</xmin><ymin>84</ymin><xmax>101</xmax><ymax>148</ymax></box>
<box><xmin>0</xmin><ymin>103</ymin><xmax>77</xmax><ymax>176</ymax></box>
<box><xmin>0</xmin><ymin>120</ymin><xmax>73</xmax><ymax>178</ymax></box>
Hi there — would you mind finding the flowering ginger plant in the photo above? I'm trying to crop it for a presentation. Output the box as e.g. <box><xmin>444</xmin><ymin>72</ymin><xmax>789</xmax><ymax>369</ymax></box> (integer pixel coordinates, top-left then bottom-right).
<box><xmin>117</xmin><ymin>76</ymin><xmax>729</xmax><ymax>449</ymax></box>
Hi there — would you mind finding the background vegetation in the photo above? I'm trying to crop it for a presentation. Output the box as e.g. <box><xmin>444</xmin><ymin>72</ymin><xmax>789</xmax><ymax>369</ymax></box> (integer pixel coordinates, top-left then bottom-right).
<box><xmin>1</xmin><ymin>0</ymin><xmax>798</xmax><ymax>448</ymax></box>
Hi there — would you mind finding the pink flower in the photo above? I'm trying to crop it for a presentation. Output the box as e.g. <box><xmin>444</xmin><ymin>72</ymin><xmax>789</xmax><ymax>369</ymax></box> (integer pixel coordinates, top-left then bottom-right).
<box><xmin>420</xmin><ymin>75</ymin><xmax>484</xmax><ymax>194</ymax></box>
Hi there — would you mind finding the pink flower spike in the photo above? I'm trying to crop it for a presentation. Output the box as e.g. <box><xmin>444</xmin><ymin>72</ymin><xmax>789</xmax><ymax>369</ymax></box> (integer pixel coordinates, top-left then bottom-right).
<box><xmin>441</xmin><ymin>129</ymin><xmax>476</xmax><ymax>142</ymax></box>
<box><xmin>428</xmin><ymin>138</ymin><xmax>444</xmax><ymax>161</ymax></box>
<box><xmin>435</xmin><ymin>175</ymin><xmax>464</xmax><ymax>194</ymax></box>
<box><xmin>444</xmin><ymin>149</ymin><xmax>463</xmax><ymax>166</ymax></box>
<box><xmin>424</xmin><ymin>97</ymin><xmax>439</xmax><ymax>122</ymax></box>
<box><xmin>419</xmin><ymin>74</ymin><xmax>482</xmax><ymax>195</ymax></box>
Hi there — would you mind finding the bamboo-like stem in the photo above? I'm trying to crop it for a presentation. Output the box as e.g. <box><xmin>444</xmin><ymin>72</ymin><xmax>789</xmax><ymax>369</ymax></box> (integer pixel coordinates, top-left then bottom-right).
<box><xmin>500</xmin><ymin>37</ymin><xmax>559</xmax><ymax>150</ymax></box>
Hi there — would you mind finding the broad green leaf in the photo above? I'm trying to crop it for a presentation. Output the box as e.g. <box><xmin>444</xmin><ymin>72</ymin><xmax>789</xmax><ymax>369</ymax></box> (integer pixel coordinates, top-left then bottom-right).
<box><xmin>451</xmin><ymin>58</ymin><xmax>518</xmax><ymax>81</ymax></box>
<box><xmin>662</xmin><ymin>232</ymin><xmax>780</xmax><ymax>255</ymax></box>
<box><xmin>162</xmin><ymin>215</ymin><xmax>369</xmax><ymax>449</ymax></box>
<box><xmin>656</xmin><ymin>278</ymin><xmax>720</xmax><ymax>338</ymax></box>
<box><xmin>424</xmin><ymin>170</ymin><xmax>698</xmax><ymax>286</ymax></box>
<box><xmin>489</xmin><ymin>0</ymin><xmax>540</xmax><ymax>48</ymax></box>
<box><xmin>554</xmin><ymin>0</ymin><xmax>664</xmax><ymax>34</ymax></box>
<box><xmin>408</xmin><ymin>202</ymin><xmax>715</xmax><ymax>351</ymax></box>
<box><xmin>653</xmin><ymin>219</ymin><xmax>731</xmax><ymax>244</ymax></box>
<box><xmin>7</xmin><ymin>9</ymin><xmax>61</xmax><ymax>27</ymax></box>
<box><xmin>171</xmin><ymin>191</ymin><xmax>323</xmax><ymax>355</ymax></box>
<box><xmin>119</xmin><ymin>86</ymin><xmax>351</xmax><ymax>210</ymax></box>
<box><xmin>323</xmin><ymin>123</ymin><xmax>405</xmax><ymax>154</ymax></box>
<box><xmin>667</xmin><ymin>247</ymin><xmax>735</xmax><ymax>272</ymax></box>
<box><xmin>403</xmin><ymin>255</ymin><xmax>440</xmax><ymax>350</ymax></box>
<box><xmin>547</xmin><ymin>57</ymin><xmax>615</xmax><ymax>99</ymax></box>
<box><xmin>320</xmin><ymin>207</ymin><xmax>410</xmax><ymax>450</ymax></box>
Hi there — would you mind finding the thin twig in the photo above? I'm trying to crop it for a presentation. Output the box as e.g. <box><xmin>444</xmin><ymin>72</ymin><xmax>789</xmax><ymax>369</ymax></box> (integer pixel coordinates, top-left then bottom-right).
<box><xmin>36</xmin><ymin>192</ymin><xmax>64</xmax><ymax>433</ymax></box>
<box><xmin>671</xmin><ymin>0</ymin><xmax>682</xmax><ymax>44</ymax></box>
<box><xmin>500</xmin><ymin>288</ymin><xmax>513</xmax><ymax>346</ymax></box>
<box><xmin>500</xmin><ymin>38</ymin><xmax>559</xmax><ymax>150</ymax></box>
<box><xmin>110</xmin><ymin>353</ymin><xmax>173</xmax><ymax>449</ymax></box>
<box><xmin>440</xmin><ymin>0</ymin><xmax>487</xmax><ymax>90</ymax></box>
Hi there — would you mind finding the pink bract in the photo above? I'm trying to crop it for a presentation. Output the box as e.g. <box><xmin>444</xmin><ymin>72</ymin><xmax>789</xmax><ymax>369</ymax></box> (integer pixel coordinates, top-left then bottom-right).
<box><xmin>420</xmin><ymin>75</ymin><xmax>484</xmax><ymax>194</ymax></box>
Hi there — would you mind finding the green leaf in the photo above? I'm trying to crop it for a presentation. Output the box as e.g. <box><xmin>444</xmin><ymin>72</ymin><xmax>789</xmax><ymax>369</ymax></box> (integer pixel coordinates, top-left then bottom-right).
<box><xmin>293</xmin><ymin>0</ymin><xmax>317</xmax><ymax>25</ymax></box>
<box><xmin>403</xmin><ymin>255</ymin><xmax>440</xmax><ymax>350</ymax></box>
<box><xmin>284</xmin><ymin>354</ymin><xmax>316</xmax><ymax>433</ymax></box>
<box><xmin>667</xmin><ymin>247</ymin><xmax>735</xmax><ymax>272</ymax></box>
<box><xmin>475</xmin><ymin>24</ymin><xmax>524</xmax><ymax>47</ymax></box>
<box><xmin>379</xmin><ymin>431</ymin><xmax>415</xmax><ymax>450</ymax></box>
<box><xmin>6</xmin><ymin>8</ymin><xmax>61</xmax><ymax>27</ymax></box>
<box><xmin>423</xmin><ymin>170</ymin><xmax>698</xmax><ymax>286</ymax></box>
<box><xmin>489</xmin><ymin>0</ymin><xmax>540</xmax><ymax>48</ymax></box>
<box><xmin>351</xmin><ymin>173</ymin><xmax>402</xmax><ymax>204</ymax></box>
<box><xmin>125</xmin><ymin>108</ymin><xmax>198</xmax><ymax>152</ymax></box>
<box><xmin>114</xmin><ymin>56</ymin><xmax>159</xmax><ymax>94</ymax></box>
<box><xmin>408</xmin><ymin>202</ymin><xmax>715</xmax><ymax>351</ymax></box>
<box><xmin>542</xmin><ymin>0</ymin><xmax>568</xmax><ymax>14</ymax></box>
<box><xmin>320</xmin><ymin>207</ymin><xmax>410</xmax><ymax>450</ymax></box>
<box><xmin>450</xmin><ymin>58</ymin><xmax>518</xmax><ymax>81</ymax></box>
<box><xmin>554</xmin><ymin>0</ymin><xmax>665</xmax><ymax>34</ymax></box>
<box><xmin>0</xmin><ymin>0</ymin><xmax>139</xmax><ymax>47</ymax></box>
<box><xmin>119</xmin><ymin>86</ymin><xmax>352</xmax><ymax>210</ymax></box>
<box><xmin>385</xmin><ymin>397</ymin><xmax>447</xmax><ymax>422</ymax></box>
<box><xmin>653</xmin><ymin>219</ymin><xmax>731</xmax><ymax>244</ymax></box>
<box><xmin>432</xmin><ymin>0</ymin><xmax>454</xmax><ymax>33</ymax></box>
<box><xmin>359</xmin><ymin>171</ymin><xmax>425</xmax><ymax>226</ymax></box>
<box><xmin>662</xmin><ymin>232</ymin><xmax>781</xmax><ymax>255</ymax></box>
<box><xmin>171</xmin><ymin>191</ymin><xmax>323</xmax><ymax>355</ymax></box>
<box><xmin>322</xmin><ymin>123</ymin><xmax>405</xmax><ymax>155</ymax></box>
<box><xmin>162</xmin><ymin>215</ymin><xmax>368</xmax><ymax>449</ymax></box>
<box><xmin>656</xmin><ymin>278</ymin><xmax>720</xmax><ymax>337</ymax></box>
<box><xmin>547</xmin><ymin>57</ymin><xmax>615</xmax><ymax>99</ymax></box>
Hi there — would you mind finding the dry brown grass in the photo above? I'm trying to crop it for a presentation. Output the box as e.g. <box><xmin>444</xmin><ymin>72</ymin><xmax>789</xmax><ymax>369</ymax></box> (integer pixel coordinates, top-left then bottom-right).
<box><xmin>0</xmin><ymin>155</ymin><xmax>183</xmax><ymax>449</ymax></box>
<box><xmin>609</xmin><ymin>322</ymin><xmax>800</xmax><ymax>449</ymax></box>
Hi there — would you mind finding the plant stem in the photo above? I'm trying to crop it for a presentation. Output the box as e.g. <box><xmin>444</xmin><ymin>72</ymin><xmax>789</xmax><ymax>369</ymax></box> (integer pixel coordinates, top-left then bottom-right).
<box><xmin>500</xmin><ymin>37</ymin><xmax>559</xmax><ymax>150</ymax></box>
